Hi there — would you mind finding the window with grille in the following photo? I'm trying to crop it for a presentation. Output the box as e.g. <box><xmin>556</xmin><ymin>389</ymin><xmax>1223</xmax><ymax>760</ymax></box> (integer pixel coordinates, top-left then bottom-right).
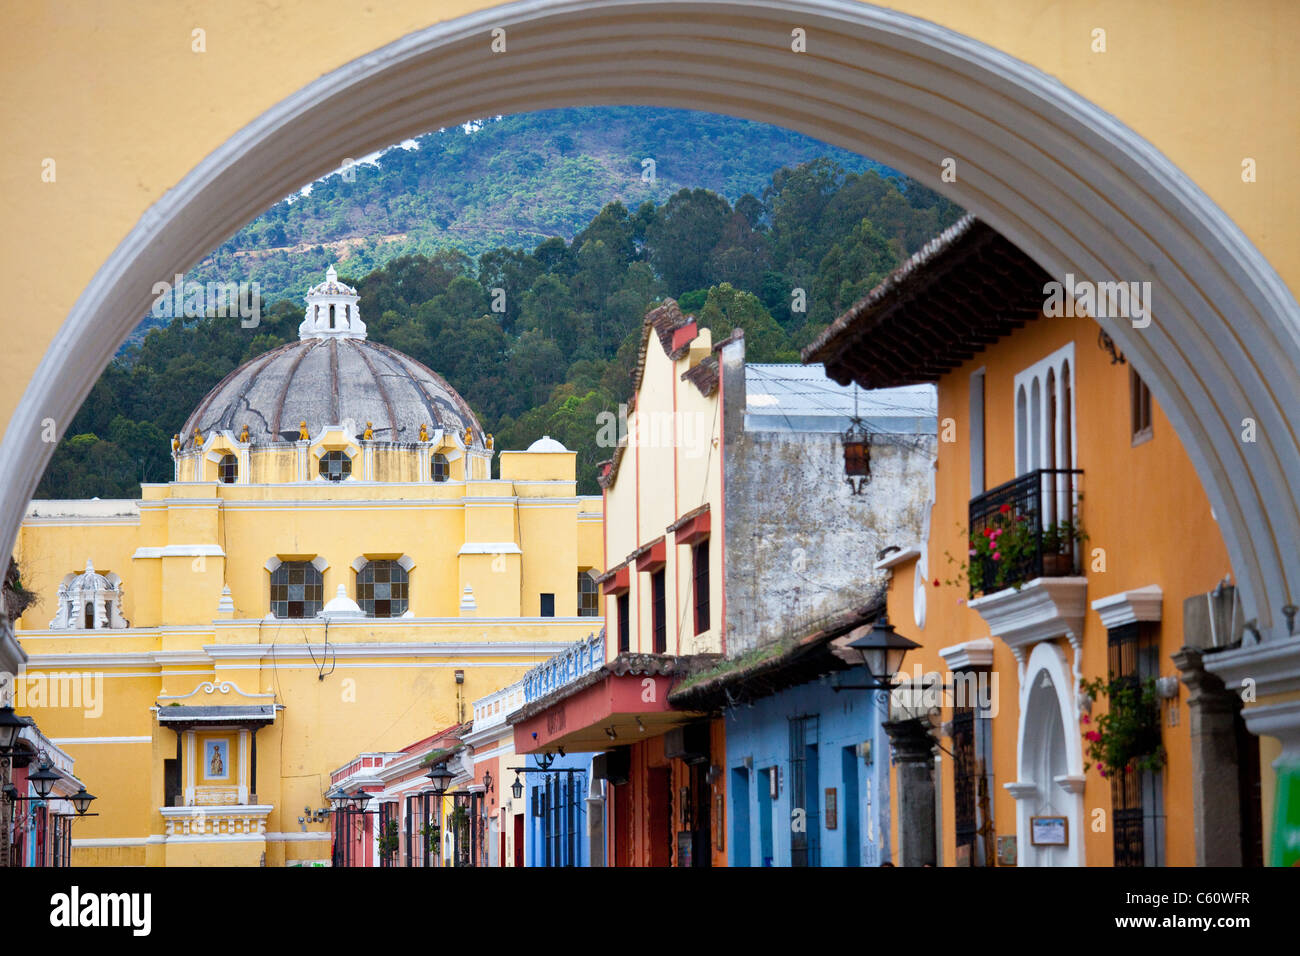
<box><xmin>269</xmin><ymin>561</ymin><xmax>323</xmax><ymax>618</ymax></box>
<box><xmin>431</xmin><ymin>454</ymin><xmax>449</xmax><ymax>482</ymax></box>
<box><xmin>651</xmin><ymin>569</ymin><xmax>666</xmax><ymax>654</ymax></box>
<box><xmin>1130</xmin><ymin>367</ymin><xmax>1153</xmax><ymax>445</ymax></box>
<box><xmin>1107</xmin><ymin>622</ymin><xmax>1164</xmax><ymax>866</ymax></box>
<box><xmin>218</xmin><ymin>454</ymin><xmax>238</xmax><ymax>483</ymax></box>
<box><xmin>789</xmin><ymin>715</ymin><xmax>820</xmax><ymax>867</ymax></box>
<box><xmin>540</xmin><ymin>593</ymin><xmax>555</xmax><ymax>617</ymax></box>
<box><xmin>578</xmin><ymin>572</ymin><xmax>599</xmax><ymax>617</ymax></box>
<box><xmin>318</xmin><ymin>450</ymin><xmax>352</xmax><ymax>481</ymax></box>
<box><xmin>617</xmin><ymin>594</ymin><xmax>630</xmax><ymax>653</ymax></box>
<box><xmin>692</xmin><ymin>539</ymin><xmax>710</xmax><ymax>634</ymax></box>
<box><xmin>356</xmin><ymin>559</ymin><xmax>408</xmax><ymax>617</ymax></box>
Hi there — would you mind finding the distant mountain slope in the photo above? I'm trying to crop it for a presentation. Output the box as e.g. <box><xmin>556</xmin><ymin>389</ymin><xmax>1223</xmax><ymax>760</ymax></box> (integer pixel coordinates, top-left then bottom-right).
<box><xmin>131</xmin><ymin>107</ymin><xmax>895</xmax><ymax>348</ymax></box>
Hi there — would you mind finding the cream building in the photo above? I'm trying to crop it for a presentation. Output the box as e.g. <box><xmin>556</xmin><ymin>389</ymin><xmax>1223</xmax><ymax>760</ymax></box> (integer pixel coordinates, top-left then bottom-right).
<box><xmin>10</xmin><ymin>269</ymin><xmax>603</xmax><ymax>866</ymax></box>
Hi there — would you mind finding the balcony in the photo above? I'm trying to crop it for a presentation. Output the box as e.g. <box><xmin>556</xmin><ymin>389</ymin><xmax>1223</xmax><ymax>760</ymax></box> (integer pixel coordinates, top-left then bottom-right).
<box><xmin>967</xmin><ymin>468</ymin><xmax>1084</xmax><ymax>598</ymax></box>
<box><xmin>523</xmin><ymin>630</ymin><xmax>605</xmax><ymax>705</ymax></box>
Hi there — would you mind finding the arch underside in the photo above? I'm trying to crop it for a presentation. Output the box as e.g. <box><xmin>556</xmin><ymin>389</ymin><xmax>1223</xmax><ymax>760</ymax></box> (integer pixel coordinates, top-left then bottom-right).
<box><xmin>3</xmin><ymin>0</ymin><xmax>1297</xmax><ymax>633</ymax></box>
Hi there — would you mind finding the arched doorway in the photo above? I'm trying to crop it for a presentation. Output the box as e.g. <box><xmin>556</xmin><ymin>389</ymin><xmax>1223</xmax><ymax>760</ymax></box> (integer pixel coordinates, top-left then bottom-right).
<box><xmin>2</xmin><ymin>0</ymin><xmax>1297</xmax><ymax>646</ymax></box>
<box><xmin>1012</xmin><ymin>641</ymin><xmax>1086</xmax><ymax>867</ymax></box>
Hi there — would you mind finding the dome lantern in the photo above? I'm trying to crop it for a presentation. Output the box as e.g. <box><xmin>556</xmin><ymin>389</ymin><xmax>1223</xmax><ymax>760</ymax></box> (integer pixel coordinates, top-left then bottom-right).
<box><xmin>298</xmin><ymin>265</ymin><xmax>366</xmax><ymax>340</ymax></box>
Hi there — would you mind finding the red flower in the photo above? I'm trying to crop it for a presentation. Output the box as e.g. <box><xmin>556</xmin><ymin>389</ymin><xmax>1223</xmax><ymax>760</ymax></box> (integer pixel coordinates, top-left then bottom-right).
<box><xmin>999</xmin><ymin>503</ymin><xmax>1012</xmax><ymax>514</ymax></box>
<box><xmin>1080</xmin><ymin>714</ymin><xmax>1090</xmax><ymax>724</ymax></box>
<box><xmin>933</xmin><ymin>578</ymin><xmax>940</xmax><ymax>587</ymax></box>
<box><xmin>1085</xmin><ymin>730</ymin><xmax>1101</xmax><ymax>742</ymax></box>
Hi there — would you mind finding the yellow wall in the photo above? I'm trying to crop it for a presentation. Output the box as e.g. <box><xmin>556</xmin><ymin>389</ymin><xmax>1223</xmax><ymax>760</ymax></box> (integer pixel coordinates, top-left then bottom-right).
<box><xmin>2</xmin><ymin>0</ymin><xmax>1296</xmax><ymax>460</ymax></box>
<box><xmin>14</xmin><ymin>437</ymin><xmax>602</xmax><ymax>865</ymax></box>
<box><xmin>884</xmin><ymin>309</ymin><xmax>1237</xmax><ymax>866</ymax></box>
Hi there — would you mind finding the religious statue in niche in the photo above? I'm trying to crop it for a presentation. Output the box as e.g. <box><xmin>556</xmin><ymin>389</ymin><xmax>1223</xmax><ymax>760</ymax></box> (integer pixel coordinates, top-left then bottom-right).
<box><xmin>205</xmin><ymin>739</ymin><xmax>229</xmax><ymax>780</ymax></box>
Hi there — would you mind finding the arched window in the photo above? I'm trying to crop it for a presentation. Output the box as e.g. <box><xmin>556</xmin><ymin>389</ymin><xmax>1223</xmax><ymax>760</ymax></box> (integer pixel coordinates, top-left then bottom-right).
<box><xmin>356</xmin><ymin>560</ymin><xmax>409</xmax><ymax>617</ymax></box>
<box><xmin>83</xmin><ymin>602</ymin><xmax>95</xmax><ymax>629</ymax></box>
<box><xmin>270</xmin><ymin>561</ymin><xmax>324</xmax><ymax>618</ymax></box>
<box><xmin>431</xmin><ymin>453</ymin><xmax>449</xmax><ymax>482</ymax></box>
<box><xmin>218</xmin><ymin>454</ymin><xmax>238</xmax><ymax>483</ymax></box>
<box><xmin>319</xmin><ymin>450</ymin><xmax>352</xmax><ymax>481</ymax></box>
<box><xmin>329</xmin><ymin>303</ymin><xmax>336</xmax><ymax>328</ymax></box>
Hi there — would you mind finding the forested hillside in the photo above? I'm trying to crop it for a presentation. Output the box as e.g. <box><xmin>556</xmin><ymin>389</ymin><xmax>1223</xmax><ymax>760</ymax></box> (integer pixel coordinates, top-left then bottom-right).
<box><xmin>40</xmin><ymin>128</ymin><xmax>960</xmax><ymax>499</ymax></box>
<box><xmin>157</xmin><ymin>106</ymin><xmax>900</xmax><ymax>345</ymax></box>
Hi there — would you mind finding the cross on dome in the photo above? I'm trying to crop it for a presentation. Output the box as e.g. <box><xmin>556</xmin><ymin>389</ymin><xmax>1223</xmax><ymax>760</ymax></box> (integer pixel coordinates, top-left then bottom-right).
<box><xmin>298</xmin><ymin>265</ymin><xmax>366</xmax><ymax>340</ymax></box>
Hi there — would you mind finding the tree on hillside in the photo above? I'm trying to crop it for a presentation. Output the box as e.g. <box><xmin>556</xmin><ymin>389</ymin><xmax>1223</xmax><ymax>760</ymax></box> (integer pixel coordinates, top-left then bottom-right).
<box><xmin>644</xmin><ymin>188</ymin><xmax>732</xmax><ymax>296</ymax></box>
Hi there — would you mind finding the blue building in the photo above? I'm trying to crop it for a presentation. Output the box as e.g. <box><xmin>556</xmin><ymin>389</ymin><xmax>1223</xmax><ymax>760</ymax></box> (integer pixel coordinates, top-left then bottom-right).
<box><xmin>512</xmin><ymin>630</ymin><xmax>606</xmax><ymax>867</ymax></box>
<box><xmin>523</xmin><ymin>750</ymin><xmax>602</xmax><ymax>867</ymax></box>
<box><xmin>670</xmin><ymin>604</ymin><xmax>895</xmax><ymax>867</ymax></box>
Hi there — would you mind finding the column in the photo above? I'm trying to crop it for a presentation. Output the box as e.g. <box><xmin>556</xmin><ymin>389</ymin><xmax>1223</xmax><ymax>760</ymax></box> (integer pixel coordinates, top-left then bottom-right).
<box><xmin>1172</xmin><ymin>646</ymin><xmax>1245</xmax><ymax>866</ymax></box>
<box><xmin>883</xmin><ymin>717</ymin><xmax>937</xmax><ymax>866</ymax></box>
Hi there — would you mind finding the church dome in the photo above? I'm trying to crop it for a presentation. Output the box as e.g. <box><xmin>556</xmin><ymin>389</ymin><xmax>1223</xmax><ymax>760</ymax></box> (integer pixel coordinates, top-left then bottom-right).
<box><xmin>179</xmin><ymin>267</ymin><xmax>485</xmax><ymax>448</ymax></box>
<box><xmin>526</xmin><ymin>435</ymin><xmax>568</xmax><ymax>452</ymax></box>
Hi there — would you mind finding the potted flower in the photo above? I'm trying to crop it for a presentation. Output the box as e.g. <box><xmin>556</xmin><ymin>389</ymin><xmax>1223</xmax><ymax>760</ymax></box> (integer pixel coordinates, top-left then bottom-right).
<box><xmin>1041</xmin><ymin>518</ymin><xmax>1087</xmax><ymax>576</ymax></box>
<box><xmin>420</xmin><ymin>820</ymin><xmax>440</xmax><ymax>854</ymax></box>
<box><xmin>1078</xmin><ymin>675</ymin><xmax>1164</xmax><ymax>780</ymax></box>
<box><xmin>377</xmin><ymin>819</ymin><xmax>399</xmax><ymax>861</ymax></box>
<box><xmin>945</xmin><ymin>508</ymin><xmax>1087</xmax><ymax>595</ymax></box>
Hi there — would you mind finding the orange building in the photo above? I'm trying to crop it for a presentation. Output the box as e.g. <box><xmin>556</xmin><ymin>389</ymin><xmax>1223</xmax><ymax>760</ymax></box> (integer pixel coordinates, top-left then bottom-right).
<box><xmin>806</xmin><ymin>217</ymin><xmax>1266</xmax><ymax>867</ymax></box>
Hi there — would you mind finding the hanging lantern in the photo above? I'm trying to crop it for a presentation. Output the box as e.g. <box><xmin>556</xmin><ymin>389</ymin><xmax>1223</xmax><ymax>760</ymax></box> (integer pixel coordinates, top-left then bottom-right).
<box><xmin>842</xmin><ymin>417</ymin><xmax>871</xmax><ymax>495</ymax></box>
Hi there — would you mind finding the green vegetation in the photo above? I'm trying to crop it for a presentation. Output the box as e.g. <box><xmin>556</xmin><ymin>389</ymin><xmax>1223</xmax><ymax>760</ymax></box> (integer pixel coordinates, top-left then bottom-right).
<box><xmin>39</xmin><ymin>109</ymin><xmax>960</xmax><ymax>500</ymax></box>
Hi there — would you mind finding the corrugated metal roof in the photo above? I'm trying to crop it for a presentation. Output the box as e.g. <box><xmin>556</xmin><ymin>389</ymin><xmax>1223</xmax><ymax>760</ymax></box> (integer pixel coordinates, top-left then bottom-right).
<box><xmin>745</xmin><ymin>364</ymin><xmax>936</xmax><ymax>434</ymax></box>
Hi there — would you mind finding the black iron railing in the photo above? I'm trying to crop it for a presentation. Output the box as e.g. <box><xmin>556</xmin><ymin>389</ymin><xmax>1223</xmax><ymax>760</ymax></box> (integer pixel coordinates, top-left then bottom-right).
<box><xmin>968</xmin><ymin>468</ymin><xmax>1083</xmax><ymax>596</ymax></box>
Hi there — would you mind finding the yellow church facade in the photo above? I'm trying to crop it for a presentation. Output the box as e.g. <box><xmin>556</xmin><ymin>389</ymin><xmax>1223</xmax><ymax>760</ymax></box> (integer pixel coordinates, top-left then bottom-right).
<box><xmin>10</xmin><ymin>269</ymin><xmax>603</xmax><ymax>866</ymax></box>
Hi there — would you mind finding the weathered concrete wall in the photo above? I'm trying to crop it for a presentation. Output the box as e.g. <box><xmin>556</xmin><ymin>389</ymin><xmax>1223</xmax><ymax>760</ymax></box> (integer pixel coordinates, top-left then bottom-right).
<box><xmin>723</xmin><ymin>377</ymin><xmax>935</xmax><ymax>656</ymax></box>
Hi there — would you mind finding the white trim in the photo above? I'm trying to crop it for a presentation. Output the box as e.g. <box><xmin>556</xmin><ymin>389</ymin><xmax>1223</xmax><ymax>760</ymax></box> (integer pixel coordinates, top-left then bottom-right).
<box><xmin>71</xmin><ymin>836</ymin><xmax>166</xmax><ymax>848</ymax></box>
<box><xmin>1204</xmin><ymin>638</ymin><xmax>1300</xmax><ymax>699</ymax></box>
<box><xmin>937</xmin><ymin>637</ymin><xmax>995</xmax><ymax>671</ymax></box>
<box><xmin>1006</xmin><ymin>640</ymin><xmax>1086</xmax><ymax>867</ymax></box>
<box><xmin>266</xmin><ymin>832</ymin><xmax>334</xmax><ymax>842</ymax></box>
<box><xmin>874</xmin><ymin>545</ymin><xmax>920</xmax><ymax>571</ymax></box>
<box><xmin>969</xmin><ymin>577</ymin><xmax>1088</xmax><ymax>678</ymax></box>
<box><xmin>457</xmin><ymin>542</ymin><xmax>523</xmax><ymax>555</ymax></box>
<box><xmin>132</xmin><ymin>544</ymin><xmax>226</xmax><ymax>559</ymax></box>
<box><xmin>1090</xmin><ymin>585</ymin><xmax>1163</xmax><ymax>630</ymax></box>
<box><xmin>50</xmin><ymin>736</ymin><xmax>153</xmax><ymax>745</ymax></box>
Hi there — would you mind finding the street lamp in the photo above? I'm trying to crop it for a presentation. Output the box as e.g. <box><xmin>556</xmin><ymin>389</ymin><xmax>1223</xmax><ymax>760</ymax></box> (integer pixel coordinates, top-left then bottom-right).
<box><xmin>844</xmin><ymin>616</ymin><xmax>920</xmax><ymax>690</ymax></box>
<box><xmin>70</xmin><ymin>787</ymin><xmax>96</xmax><ymax>816</ymax></box>
<box><xmin>27</xmin><ymin>759</ymin><xmax>61</xmax><ymax>800</ymax></box>
<box><xmin>0</xmin><ymin>705</ymin><xmax>32</xmax><ymax>754</ymax></box>
<box><xmin>511</xmin><ymin>772</ymin><xmax>524</xmax><ymax>801</ymax></box>
<box><xmin>349</xmin><ymin>788</ymin><xmax>372</xmax><ymax>812</ymax></box>
<box><xmin>425</xmin><ymin>762</ymin><xmax>454</xmax><ymax>798</ymax></box>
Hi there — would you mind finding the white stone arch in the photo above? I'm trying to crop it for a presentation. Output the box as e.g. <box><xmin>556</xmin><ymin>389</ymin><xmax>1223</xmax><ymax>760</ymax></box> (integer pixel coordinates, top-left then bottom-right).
<box><xmin>1008</xmin><ymin>639</ymin><xmax>1086</xmax><ymax>867</ymax></box>
<box><xmin>1</xmin><ymin>0</ymin><xmax>1298</xmax><ymax>643</ymax></box>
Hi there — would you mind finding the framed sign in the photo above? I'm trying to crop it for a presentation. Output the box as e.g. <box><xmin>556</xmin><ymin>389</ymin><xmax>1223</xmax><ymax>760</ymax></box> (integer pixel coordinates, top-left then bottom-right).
<box><xmin>824</xmin><ymin>788</ymin><xmax>838</xmax><ymax>830</ymax></box>
<box><xmin>996</xmin><ymin>835</ymin><xmax>1017</xmax><ymax>866</ymax></box>
<box><xmin>1030</xmin><ymin>815</ymin><xmax>1069</xmax><ymax>846</ymax></box>
<box><xmin>203</xmin><ymin>738</ymin><xmax>230</xmax><ymax>780</ymax></box>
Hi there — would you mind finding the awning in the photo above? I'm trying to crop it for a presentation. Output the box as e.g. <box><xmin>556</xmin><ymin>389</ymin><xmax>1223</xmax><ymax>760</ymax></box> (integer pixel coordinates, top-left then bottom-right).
<box><xmin>509</xmin><ymin>654</ymin><xmax>710</xmax><ymax>754</ymax></box>
<box><xmin>156</xmin><ymin>704</ymin><xmax>277</xmax><ymax>731</ymax></box>
<box><xmin>600</xmin><ymin>565</ymin><xmax>630</xmax><ymax>596</ymax></box>
<box><xmin>634</xmin><ymin>537</ymin><xmax>666</xmax><ymax>572</ymax></box>
<box><xmin>670</xmin><ymin>506</ymin><xmax>711</xmax><ymax>545</ymax></box>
